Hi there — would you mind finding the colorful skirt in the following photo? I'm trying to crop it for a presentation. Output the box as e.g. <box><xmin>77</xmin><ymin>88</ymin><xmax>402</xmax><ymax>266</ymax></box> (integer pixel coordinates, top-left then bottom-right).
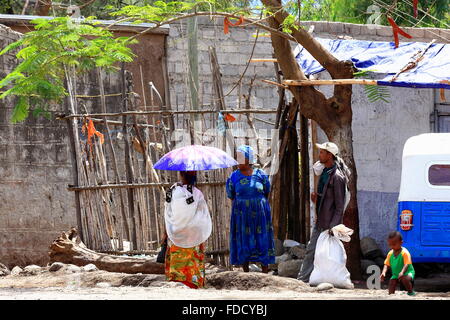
<box><xmin>165</xmin><ymin>243</ymin><xmax>205</xmax><ymax>289</ymax></box>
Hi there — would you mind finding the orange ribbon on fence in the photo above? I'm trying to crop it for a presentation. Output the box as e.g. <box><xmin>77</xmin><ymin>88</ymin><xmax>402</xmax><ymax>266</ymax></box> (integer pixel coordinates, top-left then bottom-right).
<box><xmin>223</xmin><ymin>16</ymin><xmax>244</xmax><ymax>34</ymax></box>
<box><xmin>82</xmin><ymin>118</ymin><xmax>104</xmax><ymax>146</ymax></box>
<box><xmin>387</xmin><ymin>16</ymin><xmax>412</xmax><ymax>48</ymax></box>
<box><xmin>223</xmin><ymin>113</ymin><xmax>236</xmax><ymax>122</ymax></box>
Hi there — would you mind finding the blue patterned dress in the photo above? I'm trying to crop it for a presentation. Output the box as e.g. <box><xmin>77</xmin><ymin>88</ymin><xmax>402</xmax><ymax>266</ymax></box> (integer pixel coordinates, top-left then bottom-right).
<box><xmin>226</xmin><ymin>168</ymin><xmax>275</xmax><ymax>266</ymax></box>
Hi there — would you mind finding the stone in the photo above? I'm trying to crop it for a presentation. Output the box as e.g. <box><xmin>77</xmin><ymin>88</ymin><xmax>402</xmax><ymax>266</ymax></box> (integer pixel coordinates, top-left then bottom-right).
<box><xmin>49</xmin><ymin>262</ymin><xmax>65</xmax><ymax>272</ymax></box>
<box><xmin>275</xmin><ymin>253</ymin><xmax>292</xmax><ymax>264</ymax></box>
<box><xmin>274</xmin><ymin>239</ymin><xmax>284</xmax><ymax>256</ymax></box>
<box><xmin>11</xmin><ymin>266</ymin><xmax>23</xmax><ymax>276</ymax></box>
<box><xmin>361</xmin><ymin>259</ymin><xmax>377</xmax><ymax>276</ymax></box>
<box><xmin>289</xmin><ymin>246</ymin><xmax>307</xmax><ymax>260</ymax></box>
<box><xmin>249</xmin><ymin>264</ymin><xmax>262</xmax><ymax>272</ymax></box>
<box><xmin>283</xmin><ymin>239</ymin><xmax>300</xmax><ymax>248</ymax></box>
<box><xmin>81</xmin><ymin>264</ymin><xmax>98</xmax><ymax>272</ymax></box>
<box><xmin>316</xmin><ymin>282</ymin><xmax>334</xmax><ymax>291</ymax></box>
<box><xmin>278</xmin><ymin>259</ymin><xmax>302</xmax><ymax>278</ymax></box>
<box><xmin>360</xmin><ymin>237</ymin><xmax>384</xmax><ymax>260</ymax></box>
<box><xmin>0</xmin><ymin>263</ymin><xmax>10</xmax><ymax>276</ymax></box>
<box><xmin>65</xmin><ymin>264</ymin><xmax>82</xmax><ymax>273</ymax></box>
<box><xmin>374</xmin><ymin>257</ymin><xmax>385</xmax><ymax>268</ymax></box>
<box><xmin>121</xmin><ymin>274</ymin><xmax>166</xmax><ymax>287</ymax></box>
<box><xmin>23</xmin><ymin>265</ymin><xmax>41</xmax><ymax>275</ymax></box>
<box><xmin>96</xmin><ymin>282</ymin><xmax>111</xmax><ymax>288</ymax></box>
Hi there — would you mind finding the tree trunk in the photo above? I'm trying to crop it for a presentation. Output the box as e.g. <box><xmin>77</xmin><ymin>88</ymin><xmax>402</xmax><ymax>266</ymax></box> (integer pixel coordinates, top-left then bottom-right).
<box><xmin>261</xmin><ymin>0</ymin><xmax>362</xmax><ymax>279</ymax></box>
<box><xmin>324</xmin><ymin>123</ymin><xmax>362</xmax><ymax>279</ymax></box>
<box><xmin>49</xmin><ymin>229</ymin><xmax>165</xmax><ymax>274</ymax></box>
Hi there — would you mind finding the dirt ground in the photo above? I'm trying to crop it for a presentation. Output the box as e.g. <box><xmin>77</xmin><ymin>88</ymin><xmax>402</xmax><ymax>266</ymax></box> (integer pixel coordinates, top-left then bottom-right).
<box><xmin>0</xmin><ymin>265</ymin><xmax>449</xmax><ymax>300</ymax></box>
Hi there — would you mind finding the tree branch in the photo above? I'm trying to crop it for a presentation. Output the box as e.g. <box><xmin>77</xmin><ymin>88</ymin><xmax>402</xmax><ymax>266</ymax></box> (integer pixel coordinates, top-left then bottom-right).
<box><xmin>262</xmin><ymin>0</ymin><xmax>350</xmax><ymax>79</ymax></box>
<box><xmin>126</xmin><ymin>11</ymin><xmax>296</xmax><ymax>43</ymax></box>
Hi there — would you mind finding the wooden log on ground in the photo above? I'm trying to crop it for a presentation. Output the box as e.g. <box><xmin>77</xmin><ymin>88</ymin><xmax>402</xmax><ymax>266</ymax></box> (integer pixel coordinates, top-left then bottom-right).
<box><xmin>48</xmin><ymin>229</ymin><xmax>165</xmax><ymax>274</ymax></box>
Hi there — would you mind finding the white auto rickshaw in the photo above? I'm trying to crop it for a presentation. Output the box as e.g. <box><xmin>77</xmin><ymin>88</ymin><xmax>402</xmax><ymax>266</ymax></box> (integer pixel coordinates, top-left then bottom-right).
<box><xmin>398</xmin><ymin>133</ymin><xmax>450</xmax><ymax>262</ymax></box>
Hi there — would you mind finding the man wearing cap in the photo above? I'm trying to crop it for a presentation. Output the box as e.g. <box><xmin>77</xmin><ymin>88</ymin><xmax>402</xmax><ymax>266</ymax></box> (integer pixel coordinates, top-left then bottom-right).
<box><xmin>297</xmin><ymin>142</ymin><xmax>347</xmax><ymax>283</ymax></box>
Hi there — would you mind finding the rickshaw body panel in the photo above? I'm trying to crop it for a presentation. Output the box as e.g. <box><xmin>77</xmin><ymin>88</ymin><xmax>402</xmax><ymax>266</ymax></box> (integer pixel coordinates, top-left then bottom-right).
<box><xmin>398</xmin><ymin>134</ymin><xmax>450</xmax><ymax>263</ymax></box>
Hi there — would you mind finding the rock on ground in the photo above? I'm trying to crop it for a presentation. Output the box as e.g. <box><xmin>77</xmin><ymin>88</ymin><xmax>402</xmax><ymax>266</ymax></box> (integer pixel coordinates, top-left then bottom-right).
<box><xmin>316</xmin><ymin>283</ymin><xmax>334</xmax><ymax>291</ymax></box>
<box><xmin>275</xmin><ymin>253</ymin><xmax>292</xmax><ymax>264</ymax></box>
<box><xmin>11</xmin><ymin>266</ymin><xmax>23</xmax><ymax>276</ymax></box>
<box><xmin>206</xmin><ymin>271</ymin><xmax>312</xmax><ymax>292</ymax></box>
<box><xmin>361</xmin><ymin>259</ymin><xmax>377</xmax><ymax>277</ymax></box>
<box><xmin>374</xmin><ymin>257</ymin><xmax>385</xmax><ymax>268</ymax></box>
<box><xmin>65</xmin><ymin>265</ymin><xmax>82</xmax><ymax>273</ymax></box>
<box><xmin>360</xmin><ymin>237</ymin><xmax>384</xmax><ymax>260</ymax></box>
<box><xmin>289</xmin><ymin>246</ymin><xmax>307</xmax><ymax>259</ymax></box>
<box><xmin>249</xmin><ymin>264</ymin><xmax>262</xmax><ymax>272</ymax></box>
<box><xmin>49</xmin><ymin>262</ymin><xmax>65</xmax><ymax>272</ymax></box>
<box><xmin>277</xmin><ymin>260</ymin><xmax>302</xmax><ymax>278</ymax></box>
<box><xmin>120</xmin><ymin>274</ymin><xmax>166</xmax><ymax>287</ymax></box>
<box><xmin>0</xmin><ymin>263</ymin><xmax>10</xmax><ymax>277</ymax></box>
<box><xmin>96</xmin><ymin>282</ymin><xmax>111</xmax><ymax>288</ymax></box>
<box><xmin>22</xmin><ymin>265</ymin><xmax>41</xmax><ymax>276</ymax></box>
<box><xmin>82</xmin><ymin>264</ymin><xmax>99</xmax><ymax>272</ymax></box>
<box><xmin>283</xmin><ymin>239</ymin><xmax>301</xmax><ymax>248</ymax></box>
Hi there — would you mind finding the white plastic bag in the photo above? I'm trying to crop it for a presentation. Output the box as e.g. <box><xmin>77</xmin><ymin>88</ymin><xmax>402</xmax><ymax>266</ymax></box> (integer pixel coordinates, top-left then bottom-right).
<box><xmin>309</xmin><ymin>230</ymin><xmax>354</xmax><ymax>289</ymax></box>
<box><xmin>331</xmin><ymin>224</ymin><xmax>354</xmax><ymax>243</ymax></box>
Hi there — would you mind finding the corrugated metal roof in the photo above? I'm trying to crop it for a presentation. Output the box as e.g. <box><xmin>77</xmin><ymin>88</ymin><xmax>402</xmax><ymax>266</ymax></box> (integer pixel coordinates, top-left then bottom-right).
<box><xmin>0</xmin><ymin>13</ymin><xmax>169</xmax><ymax>33</ymax></box>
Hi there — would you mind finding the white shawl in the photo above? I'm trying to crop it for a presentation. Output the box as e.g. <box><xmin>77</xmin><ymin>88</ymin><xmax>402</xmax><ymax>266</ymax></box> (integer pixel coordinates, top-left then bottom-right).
<box><xmin>164</xmin><ymin>184</ymin><xmax>212</xmax><ymax>248</ymax></box>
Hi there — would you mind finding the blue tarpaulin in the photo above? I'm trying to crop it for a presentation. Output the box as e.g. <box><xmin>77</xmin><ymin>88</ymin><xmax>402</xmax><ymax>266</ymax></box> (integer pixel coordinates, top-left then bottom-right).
<box><xmin>294</xmin><ymin>38</ymin><xmax>450</xmax><ymax>89</ymax></box>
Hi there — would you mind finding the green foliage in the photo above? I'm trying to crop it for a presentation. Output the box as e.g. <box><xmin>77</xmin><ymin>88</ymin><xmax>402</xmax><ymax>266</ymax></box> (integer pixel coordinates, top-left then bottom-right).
<box><xmin>364</xmin><ymin>84</ymin><xmax>390</xmax><ymax>103</ymax></box>
<box><xmin>354</xmin><ymin>70</ymin><xmax>391</xmax><ymax>103</ymax></box>
<box><xmin>0</xmin><ymin>17</ymin><xmax>137</xmax><ymax>123</ymax></box>
<box><xmin>111</xmin><ymin>0</ymin><xmax>250</xmax><ymax>23</ymax></box>
<box><xmin>281</xmin><ymin>14</ymin><xmax>300</xmax><ymax>33</ymax></box>
<box><xmin>287</xmin><ymin>0</ymin><xmax>448</xmax><ymax>28</ymax></box>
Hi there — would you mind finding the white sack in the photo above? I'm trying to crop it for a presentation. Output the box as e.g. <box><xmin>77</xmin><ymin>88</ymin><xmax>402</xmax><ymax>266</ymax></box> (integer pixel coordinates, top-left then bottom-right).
<box><xmin>309</xmin><ymin>230</ymin><xmax>354</xmax><ymax>289</ymax></box>
<box><xmin>331</xmin><ymin>224</ymin><xmax>354</xmax><ymax>243</ymax></box>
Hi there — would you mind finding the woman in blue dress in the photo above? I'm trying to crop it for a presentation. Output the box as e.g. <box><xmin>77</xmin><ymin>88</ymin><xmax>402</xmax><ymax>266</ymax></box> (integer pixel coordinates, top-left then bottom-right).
<box><xmin>226</xmin><ymin>145</ymin><xmax>275</xmax><ymax>273</ymax></box>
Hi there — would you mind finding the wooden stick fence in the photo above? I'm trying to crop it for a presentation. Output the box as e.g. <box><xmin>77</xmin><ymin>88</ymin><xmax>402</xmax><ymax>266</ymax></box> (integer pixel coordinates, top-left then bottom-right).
<box><xmin>59</xmin><ymin>60</ymin><xmax>280</xmax><ymax>267</ymax></box>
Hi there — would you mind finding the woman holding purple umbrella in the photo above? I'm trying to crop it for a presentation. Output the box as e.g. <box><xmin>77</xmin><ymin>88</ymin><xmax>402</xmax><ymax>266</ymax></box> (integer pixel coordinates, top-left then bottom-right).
<box><xmin>154</xmin><ymin>144</ymin><xmax>238</xmax><ymax>287</ymax></box>
<box><xmin>226</xmin><ymin>145</ymin><xmax>275</xmax><ymax>273</ymax></box>
<box><xmin>163</xmin><ymin>171</ymin><xmax>212</xmax><ymax>289</ymax></box>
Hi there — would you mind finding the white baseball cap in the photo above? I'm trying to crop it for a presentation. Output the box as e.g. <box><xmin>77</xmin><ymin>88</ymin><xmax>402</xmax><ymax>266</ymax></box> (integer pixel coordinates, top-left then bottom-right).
<box><xmin>315</xmin><ymin>142</ymin><xmax>339</xmax><ymax>156</ymax></box>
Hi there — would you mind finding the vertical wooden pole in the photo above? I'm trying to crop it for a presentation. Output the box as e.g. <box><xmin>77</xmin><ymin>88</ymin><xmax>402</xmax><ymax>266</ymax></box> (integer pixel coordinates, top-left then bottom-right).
<box><xmin>188</xmin><ymin>15</ymin><xmax>200</xmax><ymax>145</ymax></box>
<box><xmin>63</xmin><ymin>65</ymin><xmax>83</xmax><ymax>242</ymax></box>
<box><xmin>121</xmin><ymin>64</ymin><xmax>138</xmax><ymax>250</ymax></box>
<box><xmin>299</xmin><ymin>114</ymin><xmax>310</xmax><ymax>243</ymax></box>
<box><xmin>209</xmin><ymin>46</ymin><xmax>235</xmax><ymax>154</ymax></box>
<box><xmin>98</xmin><ymin>68</ymin><xmax>130</xmax><ymax>247</ymax></box>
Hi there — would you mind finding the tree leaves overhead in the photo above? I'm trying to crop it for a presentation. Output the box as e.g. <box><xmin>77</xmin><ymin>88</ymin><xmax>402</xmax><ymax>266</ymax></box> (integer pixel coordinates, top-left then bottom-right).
<box><xmin>0</xmin><ymin>16</ymin><xmax>137</xmax><ymax>123</ymax></box>
<box><xmin>354</xmin><ymin>70</ymin><xmax>391</xmax><ymax>103</ymax></box>
<box><xmin>111</xmin><ymin>0</ymin><xmax>249</xmax><ymax>23</ymax></box>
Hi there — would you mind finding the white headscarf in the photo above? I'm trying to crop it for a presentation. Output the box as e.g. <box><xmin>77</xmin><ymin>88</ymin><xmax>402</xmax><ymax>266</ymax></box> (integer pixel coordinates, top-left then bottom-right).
<box><xmin>164</xmin><ymin>184</ymin><xmax>212</xmax><ymax>248</ymax></box>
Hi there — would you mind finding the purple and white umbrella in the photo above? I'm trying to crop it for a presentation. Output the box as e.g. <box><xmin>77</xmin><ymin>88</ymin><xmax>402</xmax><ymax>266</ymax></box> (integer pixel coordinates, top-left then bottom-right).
<box><xmin>153</xmin><ymin>145</ymin><xmax>237</xmax><ymax>171</ymax></box>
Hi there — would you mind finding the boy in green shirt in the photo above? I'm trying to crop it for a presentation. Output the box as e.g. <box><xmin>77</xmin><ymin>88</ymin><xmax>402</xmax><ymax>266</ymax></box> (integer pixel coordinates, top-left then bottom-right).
<box><xmin>380</xmin><ymin>231</ymin><xmax>416</xmax><ymax>296</ymax></box>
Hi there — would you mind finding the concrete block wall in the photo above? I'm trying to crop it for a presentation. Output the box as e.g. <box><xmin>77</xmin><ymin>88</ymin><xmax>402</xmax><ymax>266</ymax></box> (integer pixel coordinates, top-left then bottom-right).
<box><xmin>0</xmin><ymin>25</ymin><xmax>124</xmax><ymax>268</ymax></box>
<box><xmin>0</xmin><ymin>25</ymin><xmax>76</xmax><ymax>267</ymax></box>
<box><xmin>166</xmin><ymin>17</ymin><xmax>283</xmax><ymax>128</ymax></box>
